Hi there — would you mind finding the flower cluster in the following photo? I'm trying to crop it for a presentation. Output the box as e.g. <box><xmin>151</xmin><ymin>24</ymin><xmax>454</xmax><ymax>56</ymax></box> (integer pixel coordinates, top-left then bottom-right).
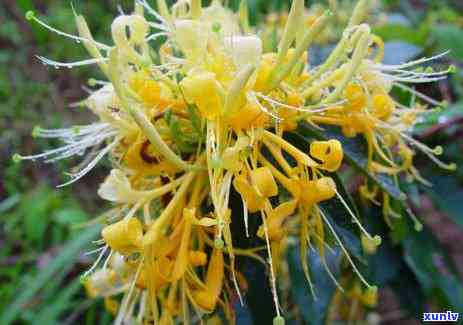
<box><xmin>19</xmin><ymin>0</ymin><xmax>455</xmax><ymax>323</ymax></box>
<box><xmin>259</xmin><ymin>0</ymin><xmax>386</xmax><ymax>49</ymax></box>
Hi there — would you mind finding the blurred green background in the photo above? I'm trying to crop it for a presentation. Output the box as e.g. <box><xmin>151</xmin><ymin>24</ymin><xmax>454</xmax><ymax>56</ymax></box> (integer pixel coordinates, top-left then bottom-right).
<box><xmin>0</xmin><ymin>0</ymin><xmax>462</xmax><ymax>324</ymax></box>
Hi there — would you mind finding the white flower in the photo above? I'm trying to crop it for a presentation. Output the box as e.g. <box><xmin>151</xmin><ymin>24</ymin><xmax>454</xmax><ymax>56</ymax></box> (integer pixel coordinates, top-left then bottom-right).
<box><xmin>87</xmin><ymin>85</ymin><xmax>121</xmax><ymax>122</ymax></box>
<box><xmin>224</xmin><ymin>35</ymin><xmax>262</xmax><ymax>69</ymax></box>
<box><xmin>98</xmin><ymin>169</ymin><xmax>141</xmax><ymax>203</ymax></box>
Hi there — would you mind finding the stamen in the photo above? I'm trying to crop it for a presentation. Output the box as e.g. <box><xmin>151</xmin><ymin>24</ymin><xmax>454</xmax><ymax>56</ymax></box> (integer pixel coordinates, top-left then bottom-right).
<box><xmin>256</xmin><ymin>92</ymin><xmax>344</xmax><ymax>113</ymax></box>
<box><xmin>242</xmin><ymin>197</ymin><xmax>250</xmax><ymax>237</ymax></box>
<box><xmin>82</xmin><ymin>245</ymin><xmax>108</xmax><ymax>279</ymax></box>
<box><xmin>25</xmin><ymin>11</ymin><xmax>110</xmax><ymax>50</ymax></box>
<box><xmin>335</xmin><ymin>190</ymin><xmax>381</xmax><ymax>244</ymax></box>
<box><xmin>374</xmin><ymin>51</ymin><xmax>450</xmax><ymax>71</ymax></box>
<box><xmin>85</xmin><ymin>245</ymin><xmax>108</xmax><ymax>256</ymax></box>
<box><xmin>37</xmin><ymin>56</ymin><xmax>108</xmax><ymax>69</ymax></box>
<box><xmin>102</xmin><ymin>250</ymin><xmax>114</xmax><ymax>270</ymax></box>
<box><xmin>114</xmin><ymin>260</ymin><xmax>143</xmax><ymax>325</ymax></box>
<box><xmin>57</xmin><ymin>137</ymin><xmax>121</xmax><ymax>187</ymax></box>
<box><xmin>147</xmin><ymin>22</ymin><xmax>170</xmax><ymax>32</ymax></box>
<box><xmin>405</xmin><ymin>207</ymin><xmax>423</xmax><ymax>232</ymax></box>
<box><xmin>321</xmin><ymin>255</ymin><xmax>344</xmax><ymax>293</ymax></box>
<box><xmin>248</xmin><ymin>92</ymin><xmax>282</xmax><ymax>121</ymax></box>
<box><xmin>88</xmin><ymin>78</ymin><xmax>110</xmax><ymax>87</ymax></box>
<box><xmin>393</xmin><ymin>83</ymin><xmax>444</xmax><ymax>107</ymax></box>
<box><xmin>136</xmin><ymin>0</ymin><xmax>169</xmax><ymax>26</ymax></box>
<box><xmin>400</xmin><ymin>134</ymin><xmax>456</xmax><ymax>170</ymax></box>
<box><xmin>318</xmin><ymin>208</ymin><xmax>372</xmax><ymax>288</ymax></box>
<box><xmin>146</xmin><ymin>31</ymin><xmax>170</xmax><ymax>41</ymax></box>
<box><xmin>16</xmin><ymin>130</ymin><xmax>115</xmax><ymax>161</ymax></box>
<box><xmin>260</xmin><ymin>210</ymin><xmax>282</xmax><ymax>318</ymax></box>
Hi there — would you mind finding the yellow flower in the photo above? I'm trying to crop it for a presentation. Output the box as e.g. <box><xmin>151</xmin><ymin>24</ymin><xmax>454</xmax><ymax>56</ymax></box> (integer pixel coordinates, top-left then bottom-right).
<box><xmin>227</xmin><ymin>102</ymin><xmax>269</xmax><ymax>131</ymax></box>
<box><xmin>180</xmin><ymin>72</ymin><xmax>224</xmax><ymax>120</ymax></box>
<box><xmin>101</xmin><ymin>217</ymin><xmax>143</xmax><ymax>255</ymax></box>
<box><xmin>250</xmin><ymin>167</ymin><xmax>279</xmax><ymax>198</ymax></box>
<box><xmin>300</xmin><ymin>177</ymin><xmax>337</xmax><ymax>204</ymax></box>
<box><xmin>233</xmin><ymin>174</ymin><xmax>266</xmax><ymax>213</ymax></box>
<box><xmin>192</xmin><ymin>248</ymin><xmax>224</xmax><ymax>311</ymax></box>
<box><xmin>371</xmin><ymin>92</ymin><xmax>394</xmax><ymax>120</ymax></box>
<box><xmin>310</xmin><ymin>140</ymin><xmax>344</xmax><ymax>172</ymax></box>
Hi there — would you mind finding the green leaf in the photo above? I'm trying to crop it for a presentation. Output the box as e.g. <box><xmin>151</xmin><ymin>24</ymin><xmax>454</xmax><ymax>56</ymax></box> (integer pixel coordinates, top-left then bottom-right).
<box><xmin>389</xmin><ymin>216</ymin><xmax>412</xmax><ymax>244</ymax></box>
<box><xmin>296</xmin><ymin>122</ymin><xmax>404</xmax><ymax>200</ymax></box>
<box><xmin>34</xmin><ymin>278</ymin><xmax>82</xmax><ymax>324</ymax></box>
<box><xmin>389</xmin><ymin>262</ymin><xmax>426</xmax><ymax>317</ymax></box>
<box><xmin>54</xmin><ymin>208</ymin><xmax>89</xmax><ymax>226</ymax></box>
<box><xmin>361</xmin><ymin>205</ymin><xmax>401</xmax><ymax>285</ymax></box>
<box><xmin>413</xmin><ymin>101</ymin><xmax>463</xmax><ymax>136</ymax></box>
<box><xmin>433</xmin><ymin>25</ymin><xmax>463</xmax><ymax>60</ymax></box>
<box><xmin>228</xmin><ymin>188</ymin><xmax>276</xmax><ymax>324</ymax></box>
<box><xmin>0</xmin><ymin>194</ymin><xmax>21</xmax><ymax>213</ymax></box>
<box><xmin>423</xmin><ymin>173</ymin><xmax>463</xmax><ymax>228</ymax></box>
<box><xmin>382</xmin><ymin>41</ymin><xmax>422</xmax><ymax>65</ymax></box>
<box><xmin>0</xmin><ymin>226</ymin><xmax>101</xmax><ymax>324</ymax></box>
<box><xmin>403</xmin><ymin>226</ymin><xmax>463</xmax><ymax>311</ymax></box>
<box><xmin>19</xmin><ymin>187</ymin><xmax>58</xmax><ymax>243</ymax></box>
<box><xmin>288</xmin><ymin>245</ymin><xmax>342</xmax><ymax>325</ymax></box>
<box><xmin>319</xmin><ymin>194</ymin><xmax>363</xmax><ymax>262</ymax></box>
<box><xmin>372</xmin><ymin>24</ymin><xmax>428</xmax><ymax>46</ymax></box>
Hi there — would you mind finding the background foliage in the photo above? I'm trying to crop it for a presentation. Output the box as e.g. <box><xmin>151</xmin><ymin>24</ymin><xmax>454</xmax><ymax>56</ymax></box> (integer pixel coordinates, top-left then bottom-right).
<box><xmin>0</xmin><ymin>0</ymin><xmax>462</xmax><ymax>324</ymax></box>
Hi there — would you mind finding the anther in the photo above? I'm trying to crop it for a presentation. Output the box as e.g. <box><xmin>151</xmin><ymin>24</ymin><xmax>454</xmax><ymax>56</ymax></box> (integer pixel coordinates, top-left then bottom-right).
<box><xmin>433</xmin><ymin>146</ymin><xmax>443</xmax><ymax>155</ymax></box>
<box><xmin>210</xmin><ymin>157</ymin><xmax>223</xmax><ymax>169</ymax></box>
<box><xmin>72</xmin><ymin>126</ymin><xmax>82</xmax><ymax>135</ymax></box>
<box><xmin>373</xmin><ymin>235</ymin><xmax>382</xmax><ymax>246</ymax></box>
<box><xmin>88</xmin><ymin>78</ymin><xmax>98</xmax><ymax>86</ymax></box>
<box><xmin>212</xmin><ymin>22</ymin><xmax>221</xmax><ymax>33</ymax></box>
<box><xmin>448</xmin><ymin>163</ymin><xmax>457</xmax><ymax>171</ymax></box>
<box><xmin>12</xmin><ymin>153</ymin><xmax>22</xmax><ymax>163</ymax></box>
<box><xmin>214</xmin><ymin>237</ymin><xmax>224</xmax><ymax>249</ymax></box>
<box><xmin>273</xmin><ymin>316</ymin><xmax>285</xmax><ymax>325</ymax></box>
<box><xmin>25</xmin><ymin>10</ymin><xmax>35</xmax><ymax>21</ymax></box>
<box><xmin>32</xmin><ymin>125</ymin><xmax>41</xmax><ymax>138</ymax></box>
<box><xmin>414</xmin><ymin>221</ymin><xmax>423</xmax><ymax>232</ymax></box>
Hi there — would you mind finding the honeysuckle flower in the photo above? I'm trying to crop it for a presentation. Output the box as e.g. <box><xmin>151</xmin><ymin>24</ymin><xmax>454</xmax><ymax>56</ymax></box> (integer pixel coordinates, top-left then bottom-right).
<box><xmin>21</xmin><ymin>0</ymin><xmax>455</xmax><ymax>323</ymax></box>
<box><xmin>98</xmin><ymin>169</ymin><xmax>141</xmax><ymax>203</ymax></box>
